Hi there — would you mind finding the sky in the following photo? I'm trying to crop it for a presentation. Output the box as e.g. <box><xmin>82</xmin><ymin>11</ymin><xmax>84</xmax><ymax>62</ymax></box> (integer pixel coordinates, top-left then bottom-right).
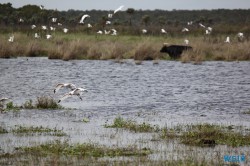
<box><xmin>1</xmin><ymin>0</ymin><xmax>250</xmax><ymax>11</ymax></box>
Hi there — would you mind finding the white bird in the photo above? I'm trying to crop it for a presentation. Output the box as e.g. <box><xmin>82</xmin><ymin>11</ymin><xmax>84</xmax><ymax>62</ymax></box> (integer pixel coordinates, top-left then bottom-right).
<box><xmin>42</xmin><ymin>25</ymin><xmax>47</xmax><ymax>30</ymax></box>
<box><xmin>50</xmin><ymin>26</ymin><xmax>56</xmax><ymax>31</ymax></box>
<box><xmin>104</xmin><ymin>30</ymin><xmax>111</xmax><ymax>35</ymax></box>
<box><xmin>106</xmin><ymin>21</ymin><xmax>111</xmax><ymax>25</ymax></box>
<box><xmin>142</xmin><ymin>29</ymin><xmax>147</xmax><ymax>34</ymax></box>
<box><xmin>161</xmin><ymin>29</ymin><xmax>167</xmax><ymax>34</ymax></box>
<box><xmin>19</xmin><ymin>18</ymin><xmax>24</xmax><ymax>23</ymax></box>
<box><xmin>52</xmin><ymin>18</ymin><xmax>57</xmax><ymax>23</ymax></box>
<box><xmin>31</xmin><ymin>25</ymin><xmax>36</xmax><ymax>29</ymax></box>
<box><xmin>184</xmin><ymin>39</ymin><xmax>189</xmax><ymax>45</ymax></box>
<box><xmin>97</xmin><ymin>30</ymin><xmax>103</xmax><ymax>34</ymax></box>
<box><xmin>205</xmin><ymin>29</ymin><xmax>211</xmax><ymax>35</ymax></box>
<box><xmin>114</xmin><ymin>5</ymin><xmax>124</xmax><ymax>14</ymax></box>
<box><xmin>35</xmin><ymin>33</ymin><xmax>40</xmax><ymax>39</ymax></box>
<box><xmin>79</xmin><ymin>14</ymin><xmax>90</xmax><ymax>24</ymax></box>
<box><xmin>58</xmin><ymin>88</ymin><xmax>88</xmax><ymax>103</ymax></box>
<box><xmin>225</xmin><ymin>36</ymin><xmax>230</xmax><ymax>43</ymax></box>
<box><xmin>111</xmin><ymin>29</ymin><xmax>117</xmax><ymax>35</ymax></box>
<box><xmin>199</xmin><ymin>23</ymin><xmax>206</xmax><ymax>28</ymax></box>
<box><xmin>58</xmin><ymin>23</ymin><xmax>62</xmax><ymax>26</ymax></box>
<box><xmin>54</xmin><ymin>83</ymin><xmax>77</xmax><ymax>94</ymax></box>
<box><xmin>108</xmin><ymin>13</ymin><xmax>113</xmax><ymax>18</ymax></box>
<box><xmin>8</xmin><ymin>35</ymin><xmax>14</xmax><ymax>42</ymax></box>
<box><xmin>187</xmin><ymin>21</ymin><xmax>193</xmax><ymax>25</ymax></box>
<box><xmin>207</xmin><ymin>27</ymin><xmax>213</xmax><ymax>32</ymax></box>
<box><xmin>182</xmin><ymin>28</ymin><xmax>189</xmax><ymax>32</ymax></box>
<box><xmin>46</xmin><ymin>34</ymin><xmax>52</xmax><ymax>39</ymax></box>
<box><xmin>39</xmin><ymin>5</ymin><xmax>44</xmax><ymax>10</ymax></box>
<box><xmin>237</xmin><ymin>32</ymin><xmax>244</xmax><ymax>38</ymax></box>
<box><xmin>87</xmin><ymin>23</ymin><xmax>92</xmax><ymax>28</ymax></box>
<box><xmin>63</xmin><ymin>28</ymin><xmax>68</xmax><ymax>33</ymax></box>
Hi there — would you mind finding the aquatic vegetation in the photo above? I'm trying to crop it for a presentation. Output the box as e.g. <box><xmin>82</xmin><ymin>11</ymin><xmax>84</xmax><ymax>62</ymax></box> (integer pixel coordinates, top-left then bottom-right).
<box><xmin>35</xmin><ymin>96</ymin><xmax>62</xmax><ymax>109</ymax></box>
<box><xmin>0</xmin><ymin>126</ymin><xmax>8</xmax><ymax>134</ymax></box>
<box><xmin>105</xmin><ymin>116</ymin><xmax>160</xmax><ymax>133</ymax></box>
<box><xmin>15</xmin><ymin>140</ymin><xmax>151</xmax><ymax>157</ymax></box>
<box><xmin>12</xmin><ymin>125</ymin><xmax>67</xmax><ymax>136</ymax></box>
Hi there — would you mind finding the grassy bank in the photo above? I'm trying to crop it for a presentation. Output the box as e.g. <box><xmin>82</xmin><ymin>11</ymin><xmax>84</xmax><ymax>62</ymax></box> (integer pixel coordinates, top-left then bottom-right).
<box><xmin>0</xmin><ymin>32</ymin><xmax>249</xmax><ymax>61</ymax></box>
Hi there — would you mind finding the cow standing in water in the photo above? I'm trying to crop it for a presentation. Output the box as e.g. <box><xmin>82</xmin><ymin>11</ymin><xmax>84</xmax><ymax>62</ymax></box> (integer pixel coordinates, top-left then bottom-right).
<box><xmin>160</xmin><ymin>43</ymin><xmax>192</xmax><ymax>59</ymax></box>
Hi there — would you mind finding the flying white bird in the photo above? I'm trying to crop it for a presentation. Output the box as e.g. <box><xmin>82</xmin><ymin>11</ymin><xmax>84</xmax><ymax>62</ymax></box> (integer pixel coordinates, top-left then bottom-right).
<box><xmin>207</xmin><ymin>27</ymin><xmax>212</xmax><ymax>32</ymax></box>
<box><xmin>58</xmin><ymin>23</ymin><xmax>62</xmax><ymax>26</ymax></box>
<box><xmin>104</xmin><ymin>30</ymin><xmax>111</xmax><ymax>35</ymax></box>
<box><xmin>161</xmin><ymin>29</ymin><xmax>167</xmax><ymax>33</ymax></box>
<box><xmin>58</xmin><ymin>88</ymin><xmax>88</xmax><ymax>103</ymax></box>
<box><xmin>225</xmin><ymin>36</ymin><xmax>230</xmax><ymax>43</ymax></box>
<box><xmin>106</xmin><ymin>21</ymin><xmax>111</xmax><ymax>25</ymax></box>
<box><xmin>142</xmin><ymin>29</ymin><xmax>147</xmax><ymax>34</ymax></box>
<box><xmin>63</xmin><ymin>28</ymin><xmax>68</xmax><ymax>33</ymax></box>
<box><xmin>182</xmin><ymin>28</ymin><xmax>189</xmax><ymax>32</ymax></box>
<box><xmin>114</xmin><ymin>5</ymin><xmax>124</xmax><ymax>14</ymax></box>
<box><xmin>111</xmin><ymin>29</ymin><xmax>117</xmax><ymax>35</ymax></box>
<box><xmin>54</xmin><ymin>83</ymin><xmax>77</xmax><ymax>94</ymax></box>
<box><xmin>39</xmin><ymin>5</ymin><xmax>44</xmax><ymax>10</ymax></box>
<box><xmin>79</xmin><ymin>14</ymin><xmax>90</xmax><ymax>24</ymax></box>
<box><xmin>8</xmin><ymin>35</ymin><xmax>14</xmax><ymax>42</ymax></box>
<box><xmin>199</xmin><ymin>23</ymin><xmax>206</xmax><ymax>28</ymax></box>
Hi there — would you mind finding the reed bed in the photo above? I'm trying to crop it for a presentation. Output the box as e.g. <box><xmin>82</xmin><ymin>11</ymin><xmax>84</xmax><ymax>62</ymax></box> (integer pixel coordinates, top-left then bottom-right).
<box><xmin>0</xmin><ymin>32</ymin><xmax>250</xmax><ymax>61</ymax></box>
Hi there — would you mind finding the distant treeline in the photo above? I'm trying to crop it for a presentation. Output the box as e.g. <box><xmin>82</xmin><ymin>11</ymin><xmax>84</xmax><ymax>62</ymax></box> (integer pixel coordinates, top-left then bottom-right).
<box><xmin>1</xmin><ymin>3</ymin><xmax>250</xmax><ymax>35</ymax></box>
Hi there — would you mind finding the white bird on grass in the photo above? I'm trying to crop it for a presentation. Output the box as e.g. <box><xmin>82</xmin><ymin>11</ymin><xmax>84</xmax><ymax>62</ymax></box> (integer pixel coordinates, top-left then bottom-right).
<box><xmin>35</xmin><ymin>33</ymin><xmax>40</xmax><ymax>39</ymax></box>
<box><xmin>111</xmin><ymin>29</ymin><xmax>117</xmax><ymax>35</ymax></box>
<box><xmin>87</xmin><ymin>23</ymin><xmax>92</xmax><ymax>28</ymax></box>
<box><xmin>79</xmin><ymin>14</ymin><xmax>90</xmax><ymax>24</ymax></box>
<box><xmin>225</xmin><ymin>36</ymin><xmax>230</xmax><ymax>43</ymax></box>
<box><xmin>8</xmin><ymin>35</ymin><xmax>14</xmax><ymax>42</ymax></box>
<box><xmin>182</xmin><ymin>28</ymin><xmax>189</xmax><ymax>32</ymax></box>
<box><xmin>184</xmin><ymin>39</ymin><xmax>189</xmax><ymax>45</ymax></box>
<box><xmin>54</xmin><ymin>83</ymin><xmax>77</xmax><ymax>94</ymax></box>
<box><xmin>58</xmin><ymin>88</ymin><xmax>88</xmax><ymax>103</ymax></box>
<box><xmin>161</xmin><ymin>29</ymin><xmax>167</xmax><ymax>34</ymax></box>
<box><xmin>97</xmin><ymin>30</ymin><xmax>103</xmax><ymax>34</ymax></box>
<box><xmin>31</xmin><ymin>25</ymin><xmax>36</xmax><ymax>29</ymax></box>
<box><xmin>106</xmin><ymin>21</ymin><xmax>111</xmax><ymax>25</ymax></box>
<box><xmin>42</xmin><ymin>25</ymin><xmax>47</xmax><ymax>30</ymax></box>
<box><xmin>104</xmin><ymin>30</ymin><xmax>111</xmax><ymax>35</ymax></box>
<box><xmin>58</xmin><ymin>23</ymin><xmax>62</xmax><ymax>26</ymax></box>
<box><xmin>63</xmin><ymin>28</ymin><xmax>68</xmax><ymax>33</ymax></box>
<box><xmin>114</xmin><ymin>5</ymin><xmax>124</xmax><ymax>14</ymax></box>
<box><xmin>108</xmin><ymin>13</ymin><xmax>113</xmax><ymax>18</ymax></box>
<box><xmin>52</xmin><ymin>18</ymin><xmax>57</xmax><ymax>23</ymax></box>
<box><xmin>50</xmin><ymin>26</ymin><xmax>56</xmax><ymax>31</ymax></box>
<box><xmin>46</xmin><ymin>34</ymin><xmax>52</xmax><ymax>39</ymax></box>
<box><xmin>142</xmin><ymin>29</ymin><xmax>147</xmax><ymax>34</ymax></box>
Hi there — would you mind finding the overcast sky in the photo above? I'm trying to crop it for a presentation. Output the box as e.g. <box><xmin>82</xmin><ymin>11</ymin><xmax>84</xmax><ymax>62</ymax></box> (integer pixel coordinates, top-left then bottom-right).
<box><xmin>1</xmin><ymin>0</ymin><xmax>250</xmax><ymax>11</ymax></box>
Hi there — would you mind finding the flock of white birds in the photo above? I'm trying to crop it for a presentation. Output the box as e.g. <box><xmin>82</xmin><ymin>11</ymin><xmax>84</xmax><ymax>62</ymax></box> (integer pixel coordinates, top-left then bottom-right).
<box><xmin>6</xmin><ymin>4</ymin><xmax>246</xmax><ymax>45</ymax></box>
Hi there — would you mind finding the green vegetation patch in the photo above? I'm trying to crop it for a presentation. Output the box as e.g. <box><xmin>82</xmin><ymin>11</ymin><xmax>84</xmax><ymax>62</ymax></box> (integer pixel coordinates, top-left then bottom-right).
<box><xmin>23</xmin><ymin>96</ymin><xmax>63</xmax><ymax>110</ymax></box>
<box><xmin>0</xmin><ymin>126</ymin><xmax>8</xmax><ymax>134</ymax></box>
<box><xmin>12</xmin><ymin>125</ymin><xmax>67</xmax><ymax>136</ymax></box>
<box><xmin>16</xmin><ymin>140</ymin><xmax>151</xmax><ymax>157</ymax></box>
<box><xmin>161</xmin><ymin>124</ymin><xmax>250</xmax><ymax>147</ymax></box>
<box><xmin>105</xmin><ymin>116</ymin><xmax>159</xmax><ymax>133</ymax></box>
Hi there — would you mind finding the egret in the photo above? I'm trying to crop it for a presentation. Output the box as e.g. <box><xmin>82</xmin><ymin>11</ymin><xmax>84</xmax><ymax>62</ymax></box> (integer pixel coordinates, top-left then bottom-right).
<box><xmin>50</xmin><ymin>26</ymin><xmax>56</xmax><ymax>31</ymax></box>
<box><xmin>142</xmin><ymin>29</ymin><xmax>147</xmax><ymax>34</ymax></box>
<box><xmin>111</xmin><ymin>29</ymin><xmax>117</xmax><ymax>35</ymax></box>
<box><xmin>19</xmin><ymin>18</ymin><xmax>24</xmax><ymax>23</ymax></box>
<box><xmin>8</xmin><ymin>35</ymin><xmax>14</xmax><ymax>42</ymax></box>
<box><xmin>97</xmin><ymin>30</ymin><xmax>103</xmax><ymax>34</ymax></box>
<box><xmin>108</xmin><ymin>13</ymin><xmax>113</xmax><ymax>18</ymax></box>
<box><xmin>87</xmin><ymin>24</ymin><xmax>92</xmax><ymax>28</ymax></box>
<box><xmin>106</xmin><ymin>21</ymin><xmax>111</xmax><ymax>25</ymax></box>
<box><xmin>104</xmin><ymin>30</ymin><xmax>111</xmax><ymax>35</ymax></box>
<box><xmin>39</xmin><ymin>5</ymin><xmax>44</xmax><ymax>10</ymax></box>
<box><xmin>207</xmin><ymin>27</ymin><xmax>212</xmax><ymax>32</ymax></box>
<box><xmin>42</xmin><ymin>25</ymin><xmax>47</xmax><ymax>30</ymax></box>
<box><xmin>35</xmin><ymin>33</ymin><xmax>40</xmax><ymax>39</ymax></box>
<box><xmin>63</xmin><ymin>28</ymin><xmax>68</xmax><ymax>33</ymax></box>
<box><xmin>46</xmin><ymin>34</ymin><xmax>52</xmax><ymax>39</ymax></box>
<box><xmin>52</xmin><ymin>18</ymin><xmax>57</xmax><ymax>23</ymax></box>
<box><xmin>114</xmin><ymin>5</ymin><xmax>124</xmax><ymax>14</ymax></box>
<box><xmin>225</xmin><ymin>36</ymin><xmax>230</xmax><ymax>43</ymax></box>
<box><xmin>205</xmin><ymin>29</ymin><xmax>211</xmax><ymax>35</ymax></box>
<box><xmin>199</xmin><ymin>23</ymin><xmax>206</xmax><ymax>28</ymax></box>
<box><xmin>31</xmin><ymin>25</ymin><xmax>36</xmax><ymax>29</ymax></box>
<box><xmin>79</xmin><ymin>14</ymin><xmax>90</xmax><ymax>24</ymax></box>
<box><xmin>58</xmin><ymin>23</ymin><xmax>62</xmax><ymax>26</ymax></box>
<box><xmin>58</xmin><ymin>88</ymin><xmax>88</xmax><ymax>103</ymax></box>
<box><xmin>184</xmin><ymin>39</ymin><xmax>189</xmax><ymax>45</ymax></box>
<box><xmin>161</xmin><ymin>29</ymin><xmax>167</xmax><ymax>34</ymax></box>
<box><xmin>54</xmin><ymin>83</ymin><xmax>77</xmax><ymax>94</ymax></box>
<box><xmin>237</xmin><ymin>32</ymin><xmax>244</xmax><ymax>38</ymax></box>
<box><xmin>182</xmin><ymin>28</ymin><xmax>189</xmax><ymax>32</ymax></box>
<box><xmin>187</xmin><ymin>21</ymin><xmax>193</xmax><ymax>25</ymax></box>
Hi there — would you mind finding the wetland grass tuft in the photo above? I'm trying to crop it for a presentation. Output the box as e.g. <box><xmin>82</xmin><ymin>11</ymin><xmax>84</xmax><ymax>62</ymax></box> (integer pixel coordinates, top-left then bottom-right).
<box><xmin>35</xmin><ymin>96</ymin><xmax>62</xmax><ymax>109</ymax></box>
<box><xmin>105</xmin><ymin>116</ymin><xmax>159</xmax><ymax>133</ymax></box>
<box><xmin>16</xmin><ymin>140</ymin><xmax>151</xmax><ymax>157</ymax></box>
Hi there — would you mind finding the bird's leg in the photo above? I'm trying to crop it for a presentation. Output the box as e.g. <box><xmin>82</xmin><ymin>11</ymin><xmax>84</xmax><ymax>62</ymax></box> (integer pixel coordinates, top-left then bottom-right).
<box><xmin>77</xmin><ymin>95</ymin><xmax>82</xmax><ymax>100</ymax></box>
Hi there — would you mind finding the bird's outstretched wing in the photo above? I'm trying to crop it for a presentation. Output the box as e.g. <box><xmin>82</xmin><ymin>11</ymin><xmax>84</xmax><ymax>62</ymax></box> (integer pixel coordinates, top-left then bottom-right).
<box><xmin>54</xmin><ymin>84</ymin><xmax>64</xmax><ymax>93</ymax></box>
<box><xmin>114</xmin><ymin>5</ymin><xmax>124</xmax><ymax>14</ymax></box>
<box><xmin>58</xmin><ymin>93</ymin><xmax>71</xmax><ymax>103</ymax></box>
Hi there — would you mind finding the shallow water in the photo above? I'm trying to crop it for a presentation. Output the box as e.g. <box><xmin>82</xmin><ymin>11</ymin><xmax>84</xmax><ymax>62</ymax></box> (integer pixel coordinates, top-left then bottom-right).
<box><xmin>0</xmin><ymin>57</ymin><xmax>250</xmax><ymax>159</ymax></box>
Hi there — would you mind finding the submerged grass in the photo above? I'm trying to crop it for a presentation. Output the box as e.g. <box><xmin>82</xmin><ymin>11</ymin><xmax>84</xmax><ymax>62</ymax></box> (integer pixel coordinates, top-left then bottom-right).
<box><xmin>105</xmin><ymin>116</ymin><xmax>159</xmax><ymax>133</ymax></box>
<box><xmin>12</xmin><ymin>125</ymin><xmax>67</xmax><ymax>137</ymax></box>
<box><xmin>15</xmin><ymin>140</ymin><xmax>151</xmax><ymax>157</ymax></box>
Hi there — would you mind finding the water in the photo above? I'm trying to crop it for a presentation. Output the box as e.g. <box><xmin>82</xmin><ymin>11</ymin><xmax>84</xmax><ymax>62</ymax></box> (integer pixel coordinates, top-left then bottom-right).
<box><xmin>0</xmin><ymin>57</ymin><xmax>250</xmax><ymax>155</ymax></box>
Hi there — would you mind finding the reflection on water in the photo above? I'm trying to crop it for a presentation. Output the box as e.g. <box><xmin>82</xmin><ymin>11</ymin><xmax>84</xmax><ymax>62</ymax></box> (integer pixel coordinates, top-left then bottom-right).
<box><xmin>0</xmin><ymin>57</ymin><xmax>250</xmax><ymax>155</ymax></box>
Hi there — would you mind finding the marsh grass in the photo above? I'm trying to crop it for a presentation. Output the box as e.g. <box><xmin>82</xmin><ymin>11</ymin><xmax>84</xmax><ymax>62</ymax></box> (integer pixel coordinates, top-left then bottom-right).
<box><xmin>0</xmin><ymin>126</ymin><xmax>8</xmax><ymax>134</ymax></box>
<box><xmin>2</xmin><ymin>32</ymin><xmax>249</xmax><ymax>61</ymax></box>
<box><xmin>105</xmin><ymin>116</ymin><xmax>160</xmax><ymax>133</ymax></box>
<box><xmin>35</xmin><ymin>96</ymin><xmax>62</xmax><ymax>109</ymax></box>
<box><xmin>12</xmin><ymin>125</ymin><xmax>67</xmax><ymax>136</ymax></box>
<box><xmin>161</xmin><ymin>123</ymin><xmax>250</xmax><ymax>147</ymax></box>
<box><xmin>15</xmin><ymin>140</ymin><xmax>151</xmax><ymax>157</ymax></box>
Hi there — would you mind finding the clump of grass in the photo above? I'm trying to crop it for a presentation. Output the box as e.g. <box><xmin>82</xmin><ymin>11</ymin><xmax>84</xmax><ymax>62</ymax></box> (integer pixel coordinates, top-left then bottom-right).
<box><xmin>16</xmin><ymin>140</ymin><xmax>151</xmax><ymax>157</ymax></box>
<box><xmin>35</xmin><ymin>96</ymin><xmax>62</xmax><ymax>109</ymax></box>
<box><xmin>105</xmin><ymin>116</ymin><xmax>159</xmax><ymax>133</ymax></box>
<box><xmin>5</xmin><ymin>102</ymin><xmax>20</xmax><ymax>111</ymax></box>
<box><xmin>0</xmin><ymin>126</ymin><xmax>8</xmax><ymax>134</ymax></box>
<box><xmin>12</xmin><ymin>125</ymin><xmax>67</xmax><ymax>136</ymax></box>
<box><xmin>242</xmin><ymin>109</ymin><xmax>250</xmax><ymax>114</ymax></box>
<box><xmin>62</xmin><ymin>40</ymin><xmax>89</xmax><ymax>61</ymax></box>
<box><xmin>133</xmin><ymin>42</ymin><xmax>158</xmax><ymax>60</ymax></box>
<box><xmin>23</xmin><ymin>99</ymin><xmax>35</xmax><ymax>109</ymax></box>
<box><xmin>161</xmin><ymin>123</ymin><xmax>250</xmax><ymax>147</ymax></box>
<box><xmin>26</xmin><ymin>42</ymin><xmax>47</xmax><ymax>57</ymax></box>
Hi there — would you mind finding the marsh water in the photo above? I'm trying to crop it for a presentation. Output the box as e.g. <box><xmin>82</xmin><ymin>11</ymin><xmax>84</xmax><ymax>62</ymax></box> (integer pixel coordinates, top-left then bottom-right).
<box><xmin>0</xmin><ymin>57</ymin><xmax>250</xmax><ymax>161</ymax></box>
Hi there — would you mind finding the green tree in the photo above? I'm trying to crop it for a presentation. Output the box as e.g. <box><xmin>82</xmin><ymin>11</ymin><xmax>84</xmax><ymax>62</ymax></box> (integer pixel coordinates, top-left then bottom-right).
<box><xmin>126</xmin><ymin>8</ymin><xmax>135</xmax><ymax>26</ymax></box>
<box><xmin>142</xmin><ymin>15</ymin><xmax>150</xmax><ymax>26</ymax></box>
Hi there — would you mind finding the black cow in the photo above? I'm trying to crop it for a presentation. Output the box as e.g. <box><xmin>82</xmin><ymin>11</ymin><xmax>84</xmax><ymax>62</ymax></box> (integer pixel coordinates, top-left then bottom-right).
<box><xmin>160</xmin><ymin>44</ymin><xmax>192</xmax><ymax>59</ymax></box>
